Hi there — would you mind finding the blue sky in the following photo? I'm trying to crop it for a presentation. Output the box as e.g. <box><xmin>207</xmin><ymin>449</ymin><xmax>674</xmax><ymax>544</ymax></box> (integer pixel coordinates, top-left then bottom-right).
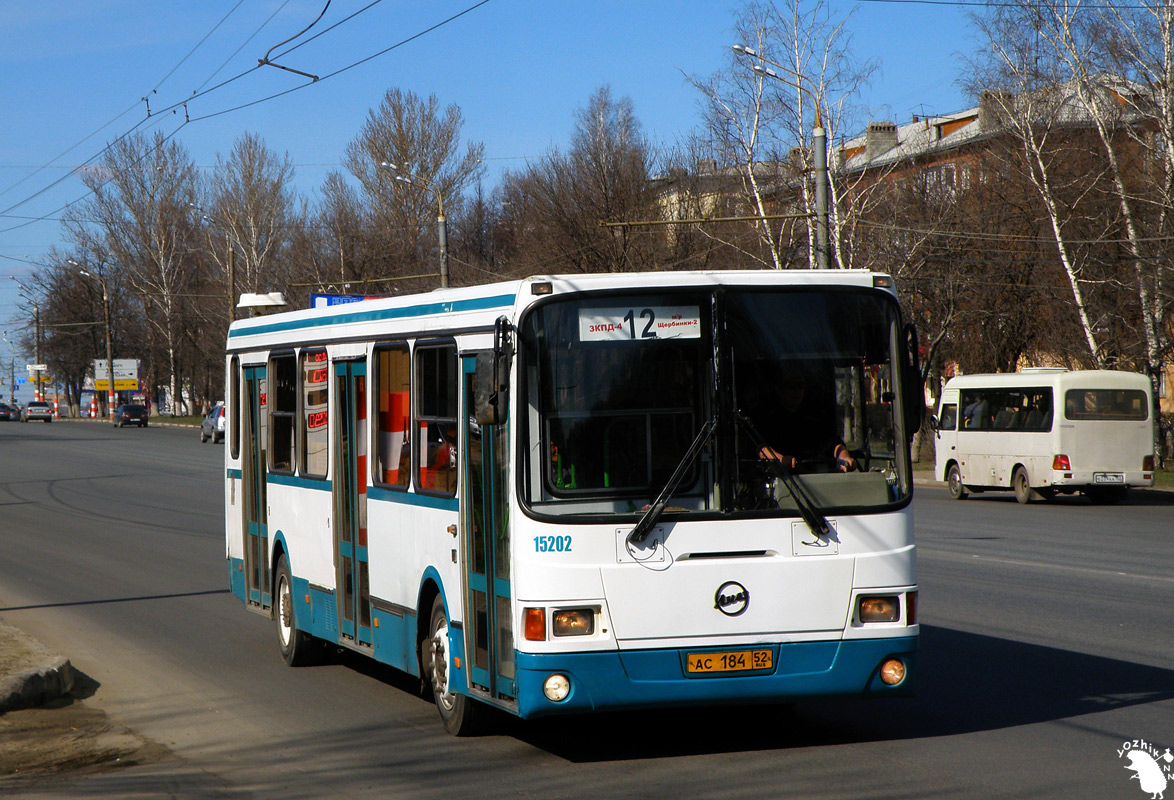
<box><xmin>0</xmin><ymin>0</ymin><xmax>975</xmax><ymax>401</ymax></box>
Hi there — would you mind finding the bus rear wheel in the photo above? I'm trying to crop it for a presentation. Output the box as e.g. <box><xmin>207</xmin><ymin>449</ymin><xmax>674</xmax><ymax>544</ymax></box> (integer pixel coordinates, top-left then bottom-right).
<box><xmin>424</xmin><ymin>594</ymin><xmax>480</xmax><ymax>736</ymax></box>
<box><xmin>946</xmin><ymin>464</ymin><xmax>967</xmax><ymax>500</ymax></box>
<box><xmin>275</xmin><ymin>554</ymin><xmax>318</xmax><ymax>667</ymax></box>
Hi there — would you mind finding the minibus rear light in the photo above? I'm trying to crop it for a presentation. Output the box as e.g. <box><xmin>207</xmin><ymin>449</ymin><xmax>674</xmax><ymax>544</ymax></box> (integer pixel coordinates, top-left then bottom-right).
<box><xmin>1143</xmin><ymin>455</ymin><xmax>1155</xmax><ymax>471</ymax></box>
<box><xmin>1052</xmin><ymin>454</ymin><xmax>1071</xmax><ymax>471</ymax></box>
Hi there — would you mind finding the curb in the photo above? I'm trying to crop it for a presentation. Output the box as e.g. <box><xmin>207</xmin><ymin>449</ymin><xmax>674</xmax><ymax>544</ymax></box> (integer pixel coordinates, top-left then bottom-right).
<box><xmin>0</xmin><ymin>620</ymin><xmax>75</xmax><ymax>712</ymax></box>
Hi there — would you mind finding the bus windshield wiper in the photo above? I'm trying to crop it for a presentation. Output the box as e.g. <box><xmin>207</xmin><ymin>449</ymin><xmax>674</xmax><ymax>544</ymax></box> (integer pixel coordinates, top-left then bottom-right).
<box><xmin>735</xmin><ymin>411</ymin><xmax>831</xmax><ymax>537</ymax></box>
<box><xmin>628</xmin><ymin>417</ymin><xmax>716</xmax><ymax>545</ymax></box>
<box><xmin>775</xmin><ymin>465</ymin><xmax>831</xmax><ymax>538</ymax></box>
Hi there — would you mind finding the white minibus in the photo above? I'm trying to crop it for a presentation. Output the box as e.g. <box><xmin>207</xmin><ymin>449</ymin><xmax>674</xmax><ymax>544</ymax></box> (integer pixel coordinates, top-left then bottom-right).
<box><xmin>934</xmin><ymin>369</ymin><xmax>1155</xmax><ymax>503</ymax></box>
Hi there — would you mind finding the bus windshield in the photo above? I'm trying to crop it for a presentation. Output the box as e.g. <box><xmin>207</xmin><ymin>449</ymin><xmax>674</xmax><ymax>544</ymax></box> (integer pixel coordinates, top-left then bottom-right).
<box><xmin>519</xmin><ymin>287</ymin><xmax>911</xmax><ymax>519</ymax></box>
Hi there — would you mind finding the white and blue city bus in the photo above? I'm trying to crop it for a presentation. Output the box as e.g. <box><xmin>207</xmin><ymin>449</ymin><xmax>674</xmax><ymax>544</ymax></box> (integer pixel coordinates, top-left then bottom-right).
<box><xmin>224</xmin><ymin>270</ymin><xmax>921</xmax><ymax>734</ymax></box>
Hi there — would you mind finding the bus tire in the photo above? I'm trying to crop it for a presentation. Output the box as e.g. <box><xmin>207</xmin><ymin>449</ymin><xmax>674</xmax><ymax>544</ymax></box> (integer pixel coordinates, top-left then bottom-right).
<box><xmin>275</xmin><ymin>554</ymin><xmax>317</xmax><ymax>667</ymax></box>
<box><xmin>424</xmin><ymin>594</ymin><xmax>480</xmax><ymax>736</ymax></box>
<box><xmin>946</xmin><ymin>463</ymin><xmax>967</xmax><ymax>500</ymax></box>
<box><xmin>1013</xmin><ymin>467</ymin><xmax>1033</xmax><ymax>504</ymax></box>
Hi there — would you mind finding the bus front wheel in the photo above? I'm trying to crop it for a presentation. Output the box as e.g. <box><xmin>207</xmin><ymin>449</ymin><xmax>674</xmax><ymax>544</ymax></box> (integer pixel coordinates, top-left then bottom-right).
<box><xmin>424</xmin><ymin>595</ymin><xmax>480</xmax><ymax>736</ymax></box>
<box><xmin>946</xmin><ymin>464</ymin><xmax>967</xmax><ymax>500</ymax></box>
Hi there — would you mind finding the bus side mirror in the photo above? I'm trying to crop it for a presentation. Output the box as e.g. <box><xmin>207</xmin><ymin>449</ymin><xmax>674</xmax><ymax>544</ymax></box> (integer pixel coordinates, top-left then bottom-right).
<box><xmin>474</xmin><ymin>352</ymin><xmax>501</xmax><ymax>425</ymax></box>
<box><xmin>474</xmin><ymin>317</ymin><xmax>513</xmax><ymax>426</ymax></box>
<box><xmin>903</xmin><ymin>323</ymin><xmax>924</xmax><ymax>437</ymax></box>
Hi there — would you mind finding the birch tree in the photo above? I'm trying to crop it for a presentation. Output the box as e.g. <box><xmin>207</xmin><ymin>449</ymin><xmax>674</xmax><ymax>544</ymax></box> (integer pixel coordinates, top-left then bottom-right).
<box><xmin>688</xmin><ymin>0</ymin><xmax>878</xmax><ymax>269</ymax></box>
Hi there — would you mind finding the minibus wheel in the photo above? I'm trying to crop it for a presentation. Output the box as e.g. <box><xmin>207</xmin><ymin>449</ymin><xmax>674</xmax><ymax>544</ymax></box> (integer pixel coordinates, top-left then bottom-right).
<box><xmin>1013</xmin><ymin>467</ymin><xmax>1034</xmax><ymax>504</ymax></box>
<box><xmin>946</xmin><ymin>464</ymin><xmax>967</xmax><ymax>500</ymax></box>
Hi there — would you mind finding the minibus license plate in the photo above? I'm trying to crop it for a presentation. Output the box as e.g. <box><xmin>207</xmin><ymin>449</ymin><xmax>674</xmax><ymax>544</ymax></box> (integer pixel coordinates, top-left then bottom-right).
<box><xmin>686</xmin><ymin>649</ymin><xmax>773</xmax><ymax>674</ymax></box>
<box><xmin>1094</xmin><ymin>473</ymin><xmax>1124</xmax><ymax>484</ymax></box>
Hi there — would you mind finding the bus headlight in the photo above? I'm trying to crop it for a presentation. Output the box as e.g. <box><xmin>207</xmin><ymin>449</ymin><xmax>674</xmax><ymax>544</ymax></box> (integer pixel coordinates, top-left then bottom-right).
<box><xmin>879</xmin><ymin>658</ymin><xmax>907</xmax><ymax>686</ymax></box>
<box><xmin>858</xmin><ymin>595</ymin><xmax>900</xmax><ymax>623</ymax></box>
<box><xmin>543</xmin><ymin>673</ymin><xmax>571</xmax><ymax>702</ymax></box>
<box><xmin>552</xmin><ymin>609</ymin><xmax>595</xmax><ymax>636</ymax></box>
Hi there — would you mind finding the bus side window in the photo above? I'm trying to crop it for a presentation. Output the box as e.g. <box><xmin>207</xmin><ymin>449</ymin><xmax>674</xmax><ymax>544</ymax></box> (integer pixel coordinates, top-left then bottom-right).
<box><xmin>938</xmin><ymin>403</ymin><xmax>957</xmax><ymax>432</ymax></box>
<box><xmin>269</xmin><ymin>353</ymin><xmax>297</xmax><ymax>473</ymax></box>
<box><xmin>374</xmin><ymin>344</ymin><xmax>411</xmax><ymax>489</ymax></box>
<box><xmin>415</xmin><ymin>343</ymin><xmax>458</xmax><ymax>495</ymax></box>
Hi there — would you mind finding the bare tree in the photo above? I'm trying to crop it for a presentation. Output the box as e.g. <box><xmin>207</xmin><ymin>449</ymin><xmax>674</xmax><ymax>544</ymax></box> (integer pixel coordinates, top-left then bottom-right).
<box><xmin>499</xmin><ymin>86</ymin><xmax>659</xmax><ymax>274</ymax></box>
<box><xmin>206</xmin><ymin>132</ymin><xmax>299</xmax><ymax>321</ymax></box>
<box><xmin>687</xmin><ymin>0</ymin><xmax>878</xmax><ymax>269</ymax></box>
<box><xmin>64</xmin><ymin>131</ymin><xmax>202</xmax><ymax>414</ymax></box>
<box><xmin>344</xmin><ymin>87</ymin><xmax>484</xmax><ymax>291</ymax></box>
<box><xmin>970</xmin><ymin>12</ymin><xmax>1109</xmax><ymax>367</ymax></box>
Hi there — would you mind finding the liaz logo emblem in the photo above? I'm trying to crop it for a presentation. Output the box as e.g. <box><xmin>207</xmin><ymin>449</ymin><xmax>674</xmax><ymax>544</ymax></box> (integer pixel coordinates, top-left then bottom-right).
<box><xmin>714</xmin><ymin>581</ymin><xmax>749</xmax><ymax>617</ymax></box>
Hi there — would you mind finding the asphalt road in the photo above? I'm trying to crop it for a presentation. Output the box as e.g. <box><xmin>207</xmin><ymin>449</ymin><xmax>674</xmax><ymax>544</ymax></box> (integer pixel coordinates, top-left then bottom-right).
<box><xmin>0</xmin><ymin>420</ymin><xmax>1171</xmax><ymax>798</ymax></box>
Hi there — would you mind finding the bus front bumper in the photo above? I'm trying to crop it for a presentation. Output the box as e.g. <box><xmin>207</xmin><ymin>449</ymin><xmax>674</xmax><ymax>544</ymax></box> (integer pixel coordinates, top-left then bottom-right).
<box><xmin>513</xmin><ymin>636</ymin><xmax>917</xmax><ymax>719</ymax></box>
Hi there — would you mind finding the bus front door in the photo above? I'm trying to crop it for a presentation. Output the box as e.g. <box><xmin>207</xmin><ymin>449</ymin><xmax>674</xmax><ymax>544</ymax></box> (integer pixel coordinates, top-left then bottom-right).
<box><xmin>334</xmin><ymin>359</ymin><xmax>372</xmax><ymax>648</ymax></box>
<box><xmin>242</xmin><ymin>365</ymin><xmax>269</xmax><ymax>609</ymax></box>
<box><xmin>461</xmin><ymin>355</ymin><xmax>515</xmax><ymax>702</ymax></box>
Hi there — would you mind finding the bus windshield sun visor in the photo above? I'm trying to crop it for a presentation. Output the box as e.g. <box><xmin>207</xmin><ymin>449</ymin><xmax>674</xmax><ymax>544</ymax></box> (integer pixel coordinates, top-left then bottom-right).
<box><xmin>628</xmin><ymin>416</ymin><xmax>717</xmax><ymax>545</ymax></box>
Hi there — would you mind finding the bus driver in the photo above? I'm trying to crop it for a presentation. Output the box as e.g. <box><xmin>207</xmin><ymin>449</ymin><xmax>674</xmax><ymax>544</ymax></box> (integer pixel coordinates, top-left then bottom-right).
<box><xmin>753</xmin><ymin>366</ymin><xmax>856</xmax><ymax>472</ymax></box>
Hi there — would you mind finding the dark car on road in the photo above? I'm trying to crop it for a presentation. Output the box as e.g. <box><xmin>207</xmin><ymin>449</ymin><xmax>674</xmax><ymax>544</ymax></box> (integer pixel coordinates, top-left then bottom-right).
<box><xmin>0</xmin><ymin>403</ymin><xmax>16</xmax><ymax>421</ymax></box>
<box><xmin>24</xmin><ymin>401</ymin><xmax>53</xmax><ymax>422</ymax></box>
<box><xmin>113</xmin><ymin>404</ymin><xmax>149</xmax><ymax>428</ymax></box>
<box><xmin>200</xmin><ymin>402</ymin><xmax>225</xmax><ymax>443</ymax></box>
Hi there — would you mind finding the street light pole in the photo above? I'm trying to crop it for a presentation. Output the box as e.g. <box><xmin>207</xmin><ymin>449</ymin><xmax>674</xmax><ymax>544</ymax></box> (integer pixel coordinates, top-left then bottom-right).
<box><xmin>8</xmin><ymin>277</ymin><xmax>44</xmax><ymax>399</ymax></box>
<box><xmin>380</xmin><ymin>161</ymin><xmax>449</xmax><ymax>289</ymax></box>
<box><xmin>733</xmin><ymin>45</ymin><xmax>832</xmax><ymax>270</ymax></box>
<box><xmin>73</xmin><ymin>262</ymin><xmax>116</xmax><ymax>420</ymax></box>
<box><xmin>1</xmin><ymin>332</ymin><xmax>14</xmax><ymax>405</ymax></box>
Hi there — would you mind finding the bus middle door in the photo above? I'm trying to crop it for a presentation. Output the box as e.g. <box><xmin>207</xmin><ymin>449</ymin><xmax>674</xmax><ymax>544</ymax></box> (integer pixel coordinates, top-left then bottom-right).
<box><xmin>461</xmin><ymin>352</ymin><xmax>515</xmax><ymax>703</ymax></box>
<box><xmin>333</xmin><ymin>359</ymin><xmax>372</xmax><ymax>648</ymax></box>
<box><xmin>242</xmin><ymin>364</ymin><xmax>270</xmax><ymax>609</ymax></box>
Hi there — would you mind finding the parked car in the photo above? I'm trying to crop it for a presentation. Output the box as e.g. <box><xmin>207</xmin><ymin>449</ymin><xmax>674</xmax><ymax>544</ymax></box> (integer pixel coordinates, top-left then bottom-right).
<box><xmin>0</xmin><ymin>403</ymin><xmax>16</xmax><ymax>421</ymax></box>
<box><xmin>24</xmin><ymin>401</ymin><xmax>53</xmax><ymax>422</ymax></box>
<box><xmin>113</xmin><ymin>403</ymin><xmax>149</xmax><ymax>428</ymax></box>
<box><xmin>201</xmin><ymin>402</ymin><xmax>225</xmax><ymax>443</ymax></box>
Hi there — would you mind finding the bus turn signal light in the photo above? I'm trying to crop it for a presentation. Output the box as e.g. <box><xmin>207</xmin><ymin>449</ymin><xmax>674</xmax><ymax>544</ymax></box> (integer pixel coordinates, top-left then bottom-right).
<box><xmin>524</xmin><ymin>607</ymin><xmax>546</xmax><ymax>641</ymax></box>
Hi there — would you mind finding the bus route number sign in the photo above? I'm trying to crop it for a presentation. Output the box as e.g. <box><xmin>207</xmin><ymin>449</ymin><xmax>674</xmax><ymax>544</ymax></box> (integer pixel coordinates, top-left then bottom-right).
<box><xmin>686</xmin><ymin>649</ymin><xmax>773</xmax><ymax>674</ymax></box>
<box><xmin>579</xmin><ymin>306</ymin><xmax>701</xmax><ymax>342</ymax></box>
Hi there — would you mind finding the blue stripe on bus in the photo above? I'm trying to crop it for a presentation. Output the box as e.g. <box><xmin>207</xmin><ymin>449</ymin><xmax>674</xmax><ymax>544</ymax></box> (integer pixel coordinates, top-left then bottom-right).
<box><xmin>368</xmin><ymin>486</ymin><xmax>459</xmax><ymax>511</ymax></box>
<box><xmin>226</xmin><ymin>468</ymin><xmax>242</xmax><ymax>480</ymax></box>
<box><xmin>227</xmin><ymin>293</ymin><xmax>516</xmax><ymax>340</ymax></box>
<box><xmin>512</xmin><ymin>636</ymin><xmax>918</xmax><ymax>719</ymax></box>
<box><xmin>266</xmin><ymin>472</ymin><xmax>332</xmax><ymax>491</ymax></box>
